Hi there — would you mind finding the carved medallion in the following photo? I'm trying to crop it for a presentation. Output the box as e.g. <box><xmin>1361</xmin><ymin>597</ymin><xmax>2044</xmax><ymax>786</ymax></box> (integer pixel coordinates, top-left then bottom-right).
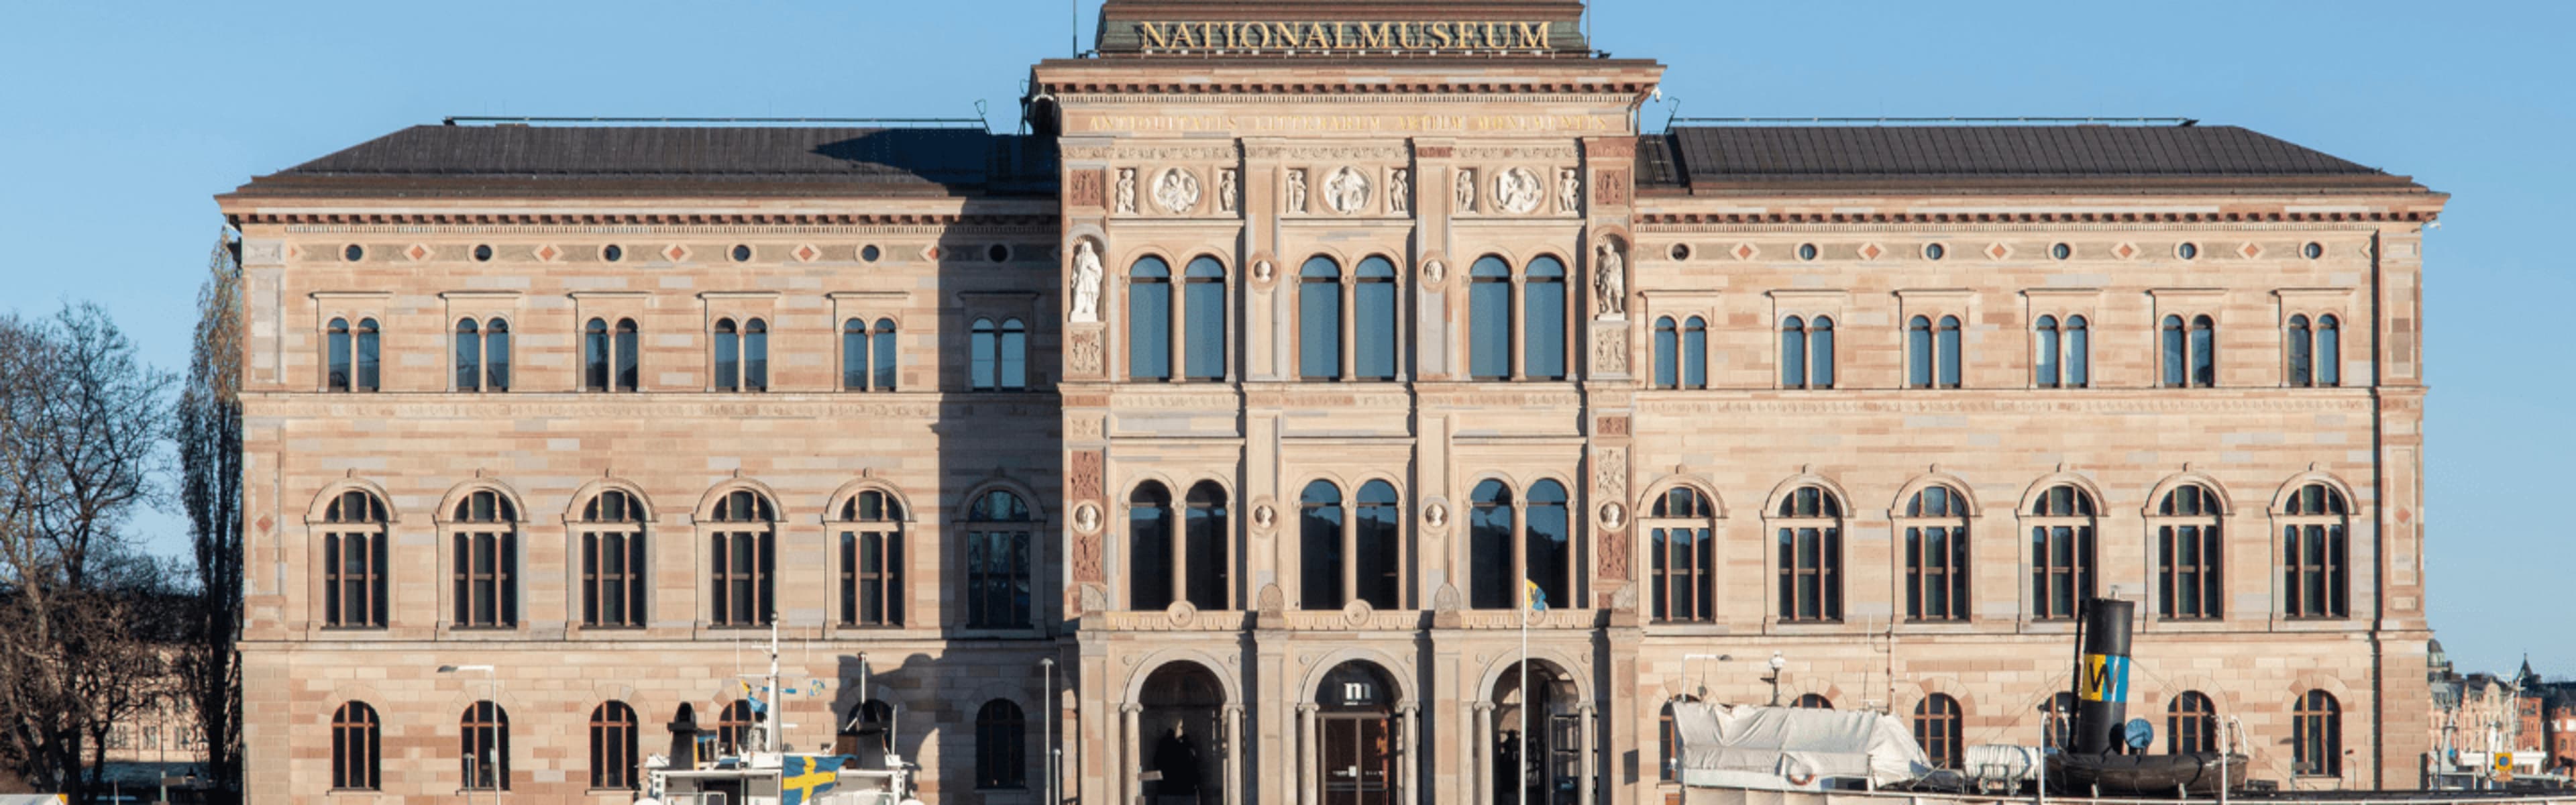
<box><xmin>1495</xmin><ymin>167</ymin><xmax>1544</xmax><ymax>214</ymax></box>
<box><xmin>1155</xmin><ymin>168</ymin><xmax>1201</xmax><ymax>214</ymax></box>
<box><xmin>1073</xmin><ymin>502</ymin><xmax>1102</xmax><ymax>534</ymax></box>
<box><xmin>1325</xmin><ymin>166</ymin><xmax>1371</xmax><ymax>214</ymax></box>
<box><xmin>1421</xmin><ymin>259</ymin><xmax>1446</xmax><ymax>286</ymax></box>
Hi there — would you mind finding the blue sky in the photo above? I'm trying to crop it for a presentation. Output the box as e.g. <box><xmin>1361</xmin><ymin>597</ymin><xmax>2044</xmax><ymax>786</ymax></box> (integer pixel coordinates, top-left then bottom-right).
<box><xmin>2</xmin><ymin>1</ymin><xmax>2567</xmax><ymax>675</ymax></box>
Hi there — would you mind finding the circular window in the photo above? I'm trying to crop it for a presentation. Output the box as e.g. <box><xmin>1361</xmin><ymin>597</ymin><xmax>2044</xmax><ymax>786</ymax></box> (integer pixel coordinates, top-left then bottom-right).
<box><xmin>731</xmin><ymin>244</ymin><xmax>753</xmax><ymax>262</ymax></box>
<box><xmin>1796</xmin><ymin>244</ymin><xmax>1819</xmax><ymax>261</ymax></box>
<box><xmin>472</xmin><ymin>244</ymin><xmax>494</xmax><ymax>262</ymax></box>
<box><xmin>987</xmin><ymin>244</ymin><xmax>1010</xmax><ymax>263</ymax></box>
<box><xmin>1923</xmin><ymin>243</ymin><xmax>1945</xmax><ymax>261</ymax></box>
<box><xmin>343</xmin><ymin>244</ymin><xmax>364</xmax><ymax>262</ymax></box>
<box><xmin>861</xmin><ymin>244</ymin><xmax>881</xmax><ymax>262</ymax></box>
<box><xmin>2050</xmin><ymin>243</ymin><xmax>2072</xmax><ymax>260</ymax></box>
<box><xmin>1669</xmin><ymin>243</ymin><xmax>1692</xmax><ymax>261</ymax></box>
<box><xmin>2178</xmin><ymin>242</ymin><xmax>2198</xmax><ymax>260</ymax></box>
<box><xmin>2302</xmin><ymin>241</ymin><xmax>2324</xmax><ymax>260</ymax></box>
<box><xmin>602</xmin><ymin>244</ymin><xmax>623</xmax><ymax>263</ymax></box>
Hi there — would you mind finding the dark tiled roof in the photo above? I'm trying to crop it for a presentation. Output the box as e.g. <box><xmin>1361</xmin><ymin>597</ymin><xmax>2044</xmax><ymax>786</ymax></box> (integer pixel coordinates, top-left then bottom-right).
<box><xmin>233</xmin><ymin>125</ymin><xmax>1057</xmax><ymax>198</ymax></box>
<box><xmin>1642</xmin><ymin>124</ymin><xmax>2420</xmax><ymax>194</ymax></box>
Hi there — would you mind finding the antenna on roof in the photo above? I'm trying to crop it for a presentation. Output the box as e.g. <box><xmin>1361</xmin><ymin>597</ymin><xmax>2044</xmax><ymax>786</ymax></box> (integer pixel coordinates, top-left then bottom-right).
<box><xmin>1070</xmin><ymin>0</ymin><xmax>1078</xmax><ymax>57</ymax></box>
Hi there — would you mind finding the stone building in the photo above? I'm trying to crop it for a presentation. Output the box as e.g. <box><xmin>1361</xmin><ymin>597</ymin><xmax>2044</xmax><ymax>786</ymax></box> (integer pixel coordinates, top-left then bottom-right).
<box><xmin>219</xmin><ymin>0</ymin><xmax>2445</xmax><ymax>801</ymax></box>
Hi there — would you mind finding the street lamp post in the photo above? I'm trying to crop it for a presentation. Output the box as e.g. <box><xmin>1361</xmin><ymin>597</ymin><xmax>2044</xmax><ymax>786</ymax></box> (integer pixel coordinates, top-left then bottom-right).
<box><xmin>1040</xmin><ymin>657</ymin><xmax>1057</xmax><ymax>805</ymax></box>
<box><xmin>1764</xmin><ymin>652</ymin><xmax>1787</xmax><ymax>707</ymax></box>
<box><xmin>439</xmin><ymin>664</ymin><xmax>498</xmax><ymax>804</ymax></box>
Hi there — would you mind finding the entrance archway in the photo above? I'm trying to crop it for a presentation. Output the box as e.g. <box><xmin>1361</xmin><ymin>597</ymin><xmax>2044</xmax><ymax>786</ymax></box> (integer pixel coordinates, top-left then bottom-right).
<box><xmin>1140</xmin><ymin>662</ymin><xmax>1226</xmax><ymax>805</ymax></box>
<box><xmin>1311</xmin><ymin>661</ymin><xmax>1401</xmax><ymax>805</ymax></box>
<box><xmin>1488</xmin><ymin>659</ymin><xmax>1583</xmax><ymax>805</ymax></box>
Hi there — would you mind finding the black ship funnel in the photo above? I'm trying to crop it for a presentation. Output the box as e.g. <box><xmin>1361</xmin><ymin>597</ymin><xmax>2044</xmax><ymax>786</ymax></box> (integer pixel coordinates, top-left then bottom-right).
<box><xmin>2070</xmin><ymin>597</ymin><xmax>2134</xmax><ymax>755</ymax></box>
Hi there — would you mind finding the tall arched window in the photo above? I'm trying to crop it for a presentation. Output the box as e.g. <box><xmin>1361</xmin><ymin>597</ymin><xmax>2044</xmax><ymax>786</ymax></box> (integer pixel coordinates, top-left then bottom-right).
<box><xmin>2286</xmin><ymin>315</ymin><xmax>2314</xmax><ymax>387</ymax></box>
<box><xmin>1682</xmin><ymin>316</ymin><xmax>1707</xmax><ymax>388</ymax></box>
<box><xmin>708</xmin><ymin>489</ymin><xmax>777</xmax><ymax>627</ymax></box>
<box><xmin>2316</xmin><ymin>315</ymin><xmax>2340</xmax><ymax>386</ymax></box>
<box><xmin>1775</xmin><ymin>486</ymin><xmax>1843</xmax><ymax>622</ymax></box>
<box><xmin>1299</xmin><ymin>257</ymin><xmax>1344</xmax><ymax>380</ymax></box>
<box><xmin>1354</xmin><ymin>480</ymin><xmax>1401</xmax><ymax>609</ymax></box>
<box><xmin>1185</xmin><ymin>257</ymin><xmax>1229</xmax><ymax>381</ymax></box>
<box><xmin>1781</xmin><ymin>316</ymin><xmax>1835</xmax><ymax>388</ymax></box>
<box><xmin>843</xmin><ymin>317</ymin><xmax>899</xmax><ymax>391</ymax></box>
<box><xmin>584</xmin><ymin>317</ymin><xmax>637</xmax><ymax>392</ymax></box>
<box><xmin>2190</xmin><ymin>315</ymin><xmax>2217</xmax><ymax>387</ymax></box>
<box><xmin>327</xmin><ymin>317</ymin><xmax>352</xmax><ymax>392</ymax></box>
<box><xmin>1466</xmin><ymin>479</ymin><xmax>1576</xmax><ymax>610</ymax></box>
<box><xmin>871</xmin><ymin>318</ymin><xmax>897</xmax><ymax>390</ymax></box>
<box><xmin>1468</xmin><ymin>480</ymin><xmax>1515</xmax><ymax>609</ymax></box>
<box><xmin>2161</xmin><ymin>315</ymin><xmax>2190</xmax><ymax>388</ymax></box>
<box><xmin>964</xmin><ymin>490</ymin><xmax>1034</xmax><ymax>629</ymax></box>
<box><xmin>2167</xmin><ymin>692</ymin><xmax>2216</xmax><ymax>755</ymax></box>
<box><xmin>1523</xmin><ymin>256</ymin><xmax>1568</xmax><ymax>379</ymax></box>
<box><xmin>1128</xmin><ymin>256</ymin><xmax>1173</xmax><ymax>381</ymax></box>
<box><xmin>615</xmin><ymin>318</ymin><xmax>638</xmax><ymax>391</ymax></box>
<box><xmin>838</xmin><ymin>490</ymin><xmax>904</xmax><ymax>627</ymax></box>
<box><xmin>1900</xmin><ymin>485</ymin><xmax>1969</xmax><ymax>622</ymax></box>
<box><xmin>971</xmin><ymin>318</ymin><xmax>1028</xmax><ymax>390</ymax></box>
<box><xmin>331</xmin><ymin>702</ymin><xmax>380</xmax><ymax>791</ymax></box>
<box><xmin>2155</xmin><ymin>484</ymin><xmax>2223</xmax><ymax>621</ymax></box>
<box><xmin>1298</xmin><ymin>480</ymin><xmax>1345</xmax><ymax>610</ymax></box>
<box><xmin>355</xmin><ymin>317</ymin><xmax>380</xmax><ymax>392</ymax></box>
<box><xmin>1526</xmin><ymin>480</ymin><xmax>1572</xmax><ymax>608</ymax></box>
<box><xmin>2282</xmin><ymin>482</ymin><xmax>2350</xmax><ymax>619</ymax></box>
<box><xmin>321</xmin><ymin>490</ymin><xmax>388</xmax><ymax>629</ymax></box>
<box><xmin>2288</xmin><ymin>313</ymin><xmax>2342</xmax><ymax>388</ymax></box>
<box><xmin>712</xmin><ymin>318</ymin><xmax>741</xmax><ymax>391</ymax></box>
<box><xmin>590</xmin><ymin>701</ymin><xmax>639</xmax><ymax>790</ymax></box>
<box><xmin>1913</xmin><ymin>695</ymin><xmax>1963</xmax><ymax>769</ymax></box>
<box><xmin>718</xmin><ymin>699</ymin><xmax>756</xmax><ymax>755</ymax></box>
<box><xmin>1128</xmin><ymin>482</ymin><xmax>1175</xmax><ymax>610</ymax></box>
<box><xmin>2065</xmin><ymin>315</ymin><xmax>2088</xmax><ymax>388</ymax></box>
<box><xmin>744</xmin><ymin>319</ymin><xmax>769</xmax><ymax>390</ymax></box>
<box><xmin>1652</xmin><ymin>317</ymin><xmax>1678</xmax><ymax>389</ymax></box>
<box><xmin>460</xmin><ymin>700</ymin><xmax>510</xmax><ymax>791</ymax></box>
<box><xmin>1469</xmin><ymin>256</ymin><xmax>1511</xmax><ymax>380</ymax></box>
<box><xmin>1354</xmin><ymin>256</ymin><xmax>1399</xmax><ymax>380</ymax></box>
<box><xmin>578</xmin><ymin>489</ymin><xmax>647</xmax><ymax>629</ymax></box>
<box><xmin>455</xmin><ymin>317</ymin><xmax>510</xmax><ymax>392</ymax></box>
<box><xmin>1907</xmin><ymin>315</ymin><xmax>1934</xmax><ymax>388</ymax></box>
<box><xmin>1646</xmin><ymin>487</ymin><xmax>1716</xmax><ymax>623</ymax></box>
<box><xmin>1185</xmin><ymin>482</ymin><xmax>1231</xmax><ymax>610</ymax></box>
<box><xmin>449</xmin><ymin>489</ymin><xmax>519</xmax><ymax>628</ymax></box>
<box><xmin>2293</xmin><ymin>690</ymin><xmax>2341</xmax><ymax>776</ymax></box>
<box><xmin>2027</xmin><ymin>484</ymin><xmax>2096</xmax><ymax>621</ymax></box>
<box><xmin>1937</xmin><ymin>315</ymin><xmax>1963</xmax><ymax>388</ymax></box>
<box><xmin>2035</xmin><ymin>315</ymin><xmax>2060</xmax><ymax>388</ymax></box>
<box><xmin>975</xmin><ymin>700</ymin><xmax>1028</xmax><ymax>790</ymax></box>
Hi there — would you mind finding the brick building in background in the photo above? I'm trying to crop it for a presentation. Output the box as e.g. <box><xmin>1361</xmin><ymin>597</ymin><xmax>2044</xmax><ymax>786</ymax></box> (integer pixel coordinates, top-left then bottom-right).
<box><xmin>217</xmin><ymin>1</ymin><xmax>2446</xmax><ymax>801</ymax></box>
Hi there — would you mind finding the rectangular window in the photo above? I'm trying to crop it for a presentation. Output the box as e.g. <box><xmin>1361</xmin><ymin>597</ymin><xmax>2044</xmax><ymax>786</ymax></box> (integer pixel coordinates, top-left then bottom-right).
<box><xmin>2029</xmin><ymin>525</ymin><xmax>2092</xmax><ymax>621</ymax></box>
<box><xmin>2158</xmin><ymin>524</ymin><xmax>2222</xmax><ymax>620</ymax></box>
<box><xmin>1354</xmin><ymin>278</ymin><xmax>1395</xmax><ymax>380</ymax></box>
<box><xmin>1187</xmin><ymin>278</ymin><xmax>1228</xmax><ymax>380</ymax></box>
<box><xmin>1777</xmin><ymin>526</ymin><xmax>1841</xmax><ymax>622</ymax></box>
<box><xmin>1905</xmin><ymin>525</ymin><xmax>1968</xmax><ymax>621</ymax></box>
<box><xmin>841</xmin><ymin>529</ymin><xmax>902</xmax><ymax>627</ymax></box>
<box><xmin>1303</xmin><ymin>280</ymin><xmax>1344</xmax><ymax>380</ymax></box>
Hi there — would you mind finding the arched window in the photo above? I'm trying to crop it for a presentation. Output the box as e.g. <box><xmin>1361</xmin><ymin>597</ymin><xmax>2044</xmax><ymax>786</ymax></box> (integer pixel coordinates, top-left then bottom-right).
<box><xmin>1682</xmin><ymin>316</ymin><xmax>1707</xmax><ymax>388</ymax></box>
<box><xmin>871</xmin><ymin>318</ymin><xmax>897</xmax><ymax>390</ymax></box>
<box><xmin>1298</xmin><ymin>480</ymin><xmax>1344</xmax><ymax>610</ymax></box>
<box><xmin>843</xmin><ymin>317</ymin><xmax>900</xmax><ymax>391</ymax></box>
<box><xmin>331</xmin><ymin>702</ymin><xmax>380</xmax><ymax>791</ymax></box>
<box><xmin>1128</xmin><ymin>256</ymin><xmax>1173</xmax><ymax>381</ymax></box>
<box><xmin>974</xmin><ymin>700</ymin><xmax>1028</xmax><ymax>789</ymax></box>
<box><xmin>1652</xmin><ymin>317</ymin><xmax>1678</xmax><ymax>389</ymax></box>
<box><xmin>2035</xmin><ymin>315</ymin><xmax>2060</xmax><ymax>388</ymax></box>
<box><xmin>578</xmin><ymin>489</ymin><xmax>647</xmax><ymax>629</ymax></box>
<box><xmin>2167</xmin><ymin>692</ymin><xmax>2216</xmax><ymax>755</ymax></box>
<box><xmin>2044</xmin><ymin>692</ymin><xmax>2078</xmax><ymax>749</ymax></box>
<box><xmin>2065</xmin><ymin>315</ymin><xmax>2088</xmax><ymax>388</ymax></box>
<box><xmin>2293</xmin><ymin>690</ymin><xmax>2341</xmax><ymax>776</ymax></box>
<box><xmin>2286</xmin><ymin>314</ymin><xmax>2314</xmax><ymax>387</ymax></box>
<box><xmin>1901</xmin><ymin>486</ymin><xmax>1969</xmax><ymax>622</ymax></box>
<box><xmin>2161</xmin><ymin>315</ymin><xmax>2187</xmax><ymax>388</ymax></box>
<box><xmin>1185</xmin><ymin>257</ymin><xmax>1229</xmax><ymax>381</ymax></box>
<box><xmin>2155</xmin><ymin>484</ymin><xmax>2224</xmax><ymax>621</ymax></box>
<box><xmin>355</xmin><ymin>318</ymin><xmax>380</xmax><ymax>392</ymax></box>
<box><xmin>1523</xmin><ymin>256</ymin><xmax>1568</xmax><ymax>379</ymax></box>
<box><xmin>971</xmin><ymin>318</ymin><xmax>1029</xmax><ymax>390</ymax></box>
<box><xmin>717</xmin><ymin>699</ymin><xmax>757</xmax><ymax>756</ymax></box>
<box><xmin>2027</xmin><ymin>484</ymin><xmax>2097</xmax><ymax>621</ymax></box>
<box><xmin>1937</xmin><ymin>315</ymin><xmax>1963</xmax><ymax>388</ymax></box>
<box><xmin>712</xmin><ymin>318</ymin><xmax>741</xmax><ymax>391</ymax></box>
<box><xmin>1526</xmin><ymin>480</ymin><xmax>1572</xmax><ymax>608</ymax></box>
<box><xmin>455</xmin><ymin>317</ymin><xmax>510</xmax><ymax>392</ymax></box>
<box><xmin>2190</xmin><ymin>315</ymin><xmax>2216</xmax><ymax>387</ymax></box>
<box><xmin>2288</xmin><ymin>313</ymin><xmax>2342</xmax><ymax>388</ymax></box>
<box><xmin>964</xmin><ymin>490</ymin><xmax>1034</xmax><ymax>629</ymax></box>
<box><xmin>1781</xmin><ymin>316</ymin><xmax>1835</xmax><ymax>389</ymax></box>
<box><xmin>1776</xmin><ymin>486</ymin><xmax>1844</xmax><ymax>622</ymax></box>
<box><xmin>1185</xmin><ymin>482</ymin><xmax>1232</xmax><ymax>610</ymax></box>
<box><xmin>1128</xmin><ymin>481</ymin><xmax>1176</xmax><ymax>610</ymax></box>
<box><xmin>321</xmin><ymin>490</ymin><xmax>388</xmax><ymax>629</ymax></box>
<box><xmin>708</xmin><ymin>489</ymin><xmax>777</xmax><ymax>627</ymax></box>
<box><xmin>838</xmin><ymin>490</ymin><xmax>904</xmax><ymax>627</ymax></box>
<box><xmin>1907</xmin><ymin>315</ymin><xmax>1934</xmax><ymax>388</ymax></box>
<box><xmin>327</xmin><ymin>317</ymin><xmax>352</xmax><ymax>392</ymax></box>
<box><xmin>744</xmin><ymin>319</ymin><xmax>769</xmax><ymax>390</ymax></box>
<box><xmin>585</xmin><ymin>318</ymin><xmax>607</xmax><ymax>390</ymax></box>
<box><xmin>449</xmin><ymin>489</ymin><xmax>519</xmax><ymax>628</ymax></box>
<box><xmin>586</xmin><ymin>317</ymin><xmax>638</xmax><ymax>392</ymax></box>
<box><xmin>1646</xmin><ymin>487</ymin><xmax>1716</xmax><ymax>623</ymax></box>
<box><xmin>1794</xmin><ymin>694</ymin><xmax>1833</xmax><ymax>710</ymax></box>
<box><xmin>1299</xmin><ymin>257</ymin><xmax>1344</xmax><ymax>380</ymax></box>
<box><xmin>1355</xmin><ymin>256</ymin><xmax>1399</xmax><ymax>380</ymax></box>
<box><xmin>1913</xmin><ymin>694</ymin><xmax>1963</xmax><ymax>769</ymax></box>
<box><xmin>2282</xmin><ymin>482</ymin><xmax>2350</xmax><ymax>619</ymax></box>
<box><xmin>2316</xmin><ymin>315</ymin><xmax>2340</xmax><ymax>387</ymax></box>
<box><xmin>1468</xmin><ymin>480</ymin><xmax>1515</xmax><ymax>609</ymax></box>
<box><xmin>615</xmin><ymin>318</ymin><xmax>639</xmax><ymax>391</ymax></box>
<box><xmin>1469</xmin><ymin>256</ymin><xmax>1512</xmax><ymax>380</ymax></box>
<box><xmin>1659</xmin><ymin>696</ymin><xmax>1700</xmax><ymax>782</ymax></box>
<box><xmin>1354</xmin><ymin>480</ymin><xmax>1401</xmax><ymax>609</ymax></box>
<box><xmin>460</xmin><ymin>700</ymin><xmax>510</xmax><ymax>791</ymax></box>
<box><xmin>1466</xmin><ymin>478</ymin><xmax>1576</xmax><ymax>610</ymax></box>
<box><xmin>590</xmin><ymin>701</ymin><xmax>639</xmax><ymax>790</ymax></box>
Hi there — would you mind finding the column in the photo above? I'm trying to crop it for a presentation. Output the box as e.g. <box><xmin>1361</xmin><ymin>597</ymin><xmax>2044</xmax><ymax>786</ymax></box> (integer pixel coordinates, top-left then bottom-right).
<box><xmin>1578</xmin><ymin>704</ymin><xmax>1595</xmax><ymax>805</ymax></box>
<box><xmin>1224</xmin><ymin>704</ymin><xmax>1245</xmax><ymax>805</ymax></box>
<box><xmin>1474</xmin><ymin>702</ymin><xmax>1495</xmax><ymax>805</ymax></box>
<box><xmin>1124</xmin><ymin>703</ymin><xmax>1144</xmax><ymax>805</ymax></box>
<box><xmin>1299</xmin><ymin>704</ymin><xmax>1321</xmax><ymax>805</ymax></box>
<box><xmin>1171</xmin><ymin>505</ymin><xmax>1187</xmax><ymax>608</ymax></box>
<box><xmin>1399</xmin><ymin>700</ymin><xmax>1419</xmax><ymax>805</ymax></box>
<box><xmin>1341</xmin><ymin>270</ymin><xmax>1358</xmax><ymax>380</ymax></box>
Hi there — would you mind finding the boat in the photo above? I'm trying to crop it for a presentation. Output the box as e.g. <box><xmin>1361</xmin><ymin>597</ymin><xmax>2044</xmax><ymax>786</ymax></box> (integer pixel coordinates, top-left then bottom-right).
<box><xmin>634</xmin><ymin>619</ymin><xmax>926</xmax><ymax>805</ymax></box>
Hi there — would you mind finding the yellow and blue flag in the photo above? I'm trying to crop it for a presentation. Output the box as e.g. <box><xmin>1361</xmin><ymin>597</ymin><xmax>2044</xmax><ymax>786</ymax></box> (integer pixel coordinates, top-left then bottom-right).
<box><xmin>1525</xmin><ymin>579</ymin><xmax>1548</xmax><ymax>611</ymax></box>
<box><xmin>782</xmin><ymin>754</ymin><xmax>856</xmax><ymax>805</ymax></box>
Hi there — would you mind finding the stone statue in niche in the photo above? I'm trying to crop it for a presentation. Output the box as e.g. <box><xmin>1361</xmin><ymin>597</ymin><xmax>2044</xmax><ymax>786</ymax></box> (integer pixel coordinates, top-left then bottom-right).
<box><xmin>1285</xmin><ymin>168</ymin><xmax>1308</xmax><ymax>213</ymax></box>
<box><xmin>1069</xmin><ymin>239</ymin><xmax>1104</xmax><ymax>323</ymax></box>
<box><xmin>1454</xmin><ymin>168</ymin><xmax>1477</xmax><ymax>211</ymax></box>
<box><xmin>1388</xmin><ymin>168</ymin><xmax>1410</xmax><ymax>213</ymax></box>
<box><xmin>1495</xmin><ymin>167</ymin><xmax>1543</xmax><ymax>214</ymax></box>
<box><xmin>1593</xmin><ymin>240</ymin><xmax>1625</xmax><ymax>318</ymax></box>
<box><xmin>1218</xmin><ymin>168</ymin><xmax>1238</xmax><ymax>213</ymax></box>
<box><xmin>1558</xmin><ymin>168</ymin><xmax>1581</xmax><ymax>213</ymax></box>
<box><xmin>1115</xmin><ymin>168</ymin><xmax>1137</xmax><ymax>214</ymax></box>
<box><xmin>1155</xmin><ymin>168</ymin><xmax>1200</xmax><ymax>214</ymax></box>
<box><xmin>1326</xmin><ymin>166</ymin><xmax>1371</xmax><ymax>214</ymax></box>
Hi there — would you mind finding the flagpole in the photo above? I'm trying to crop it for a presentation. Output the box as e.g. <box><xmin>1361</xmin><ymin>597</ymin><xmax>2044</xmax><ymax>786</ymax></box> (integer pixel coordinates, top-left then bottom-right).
<box><xmin>1520</xmin><ymin>579</ymin><xmax>1532</xmax><ymax>805</ymax></box>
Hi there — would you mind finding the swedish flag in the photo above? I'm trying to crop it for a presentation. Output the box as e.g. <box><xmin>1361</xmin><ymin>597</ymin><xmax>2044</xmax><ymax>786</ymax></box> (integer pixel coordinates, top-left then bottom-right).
<box><xmin>782</xmin><ymin>754</ymin><xmax>856</xmax><ymax>805</ymax></box>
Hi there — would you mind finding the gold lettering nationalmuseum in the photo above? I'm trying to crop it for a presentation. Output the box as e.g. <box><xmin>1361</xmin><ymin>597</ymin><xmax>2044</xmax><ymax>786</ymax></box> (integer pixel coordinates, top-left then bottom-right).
<box><xmin>1133</xmin><ymin>20</ymin><xmax>1552</xmax><ymax>51</ymax></box>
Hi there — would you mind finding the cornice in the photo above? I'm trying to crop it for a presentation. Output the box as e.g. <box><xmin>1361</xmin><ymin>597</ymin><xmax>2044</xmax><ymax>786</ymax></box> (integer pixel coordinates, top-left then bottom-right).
<box><xmin>1632</xmin><ymin>391</ymin><xmax>2376</xmax><ymax>416</ymax></box>
<box><xmin>229</xmin><ymin>211</ymin><xmax>1059</xmax><ymax>228</ymax></box>
<box><xmin>1635</xmin><ymin>209</ymin><xmax>2434</xmax><ymax>228</ymax></box>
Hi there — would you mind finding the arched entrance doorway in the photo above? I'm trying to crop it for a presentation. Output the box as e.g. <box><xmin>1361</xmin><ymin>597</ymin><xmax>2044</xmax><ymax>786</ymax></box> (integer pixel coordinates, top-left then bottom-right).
<box><xmin>1311</xmin><ymin>661</ymin><xmax>1401</xmax><ymax>805</ymax></box>
<box><xmin>1487</xmin><ymin>660</ymin><xmax>1584</xmax><ymax>805</ymax></box>
<box><xmin>1140</xmin><ymin>662</ymin><xmax>1226</xmax><ymax>805</ymax></box>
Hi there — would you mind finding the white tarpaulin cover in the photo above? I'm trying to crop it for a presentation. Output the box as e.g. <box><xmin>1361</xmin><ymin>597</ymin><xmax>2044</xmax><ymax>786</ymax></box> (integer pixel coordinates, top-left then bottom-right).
<box><xmin>1670</xmin><ymin>702</ymin><xmax>1932</xmax><ymax>788</ymax></box>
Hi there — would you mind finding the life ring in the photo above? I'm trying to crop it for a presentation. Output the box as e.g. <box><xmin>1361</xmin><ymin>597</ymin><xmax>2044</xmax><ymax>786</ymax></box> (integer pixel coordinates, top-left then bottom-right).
<box><xmin>1784</xmin><ymin>767</ymin><xmax>1817</xmax><ymax>786</ymax></box>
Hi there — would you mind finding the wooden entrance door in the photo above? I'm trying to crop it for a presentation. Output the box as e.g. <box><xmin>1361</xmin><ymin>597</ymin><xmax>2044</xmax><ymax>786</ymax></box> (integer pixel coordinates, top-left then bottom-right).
<box><xmin>1320</xmin><ymin>714</ymin><xmax>1396</xmax><ymax>805</ymax></box>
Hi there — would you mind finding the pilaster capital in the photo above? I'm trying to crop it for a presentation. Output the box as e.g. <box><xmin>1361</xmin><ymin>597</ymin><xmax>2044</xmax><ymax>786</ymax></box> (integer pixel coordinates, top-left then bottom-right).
<box><xmin>1223</xmin><ymin>704</ymin><xmax>1246</xmax><ymax>718</ymax></box>
<box><xmin>1297</xmin><ymin>703</ymin><xmax>1320</xmax><ymax>715</ymax></box>
<box><xmin>1121</xmin><ymin>702</ymin><xmax>1144</xmax><ymax>715</ymax></box>
<box><xmin>1474</xmin><ymin>702</ymin><xmax>1497</xmax><ymax>714</ymax></box>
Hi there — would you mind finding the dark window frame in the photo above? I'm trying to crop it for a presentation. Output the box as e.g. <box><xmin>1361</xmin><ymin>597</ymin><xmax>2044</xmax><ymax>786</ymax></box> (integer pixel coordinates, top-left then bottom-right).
<box><xmin>708</xmin><ymin>490</ymin><xmax>778</xmax><ymax>628</ymax></box>
<box><xmin>1774</xmin><ymin>486</ymin><xmax>1845</xmax><ymax>623</ymax></box>
<box><xmin>1901</xmin><ymin>486</ymin><xmax>1970</xmax><ymax>622</ymax></box>
<box><xmin>578</xmin><ymin>489</ymin><xmax>647</xmax><ymax>629</ymax></box>
<box><xmin>331</xmin><ymin>702</ymin><xmax>380</xmax><ymax>791</ymax></box>
<box><xmin>1646</xmin><ymin>487</ymin><xmax>1716</xmax><ymax>623</ymax></box>
<box><xmin>838</xmin><ymin>490</ymin><xmax>906</xmax><ymax>628</ymax></box>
